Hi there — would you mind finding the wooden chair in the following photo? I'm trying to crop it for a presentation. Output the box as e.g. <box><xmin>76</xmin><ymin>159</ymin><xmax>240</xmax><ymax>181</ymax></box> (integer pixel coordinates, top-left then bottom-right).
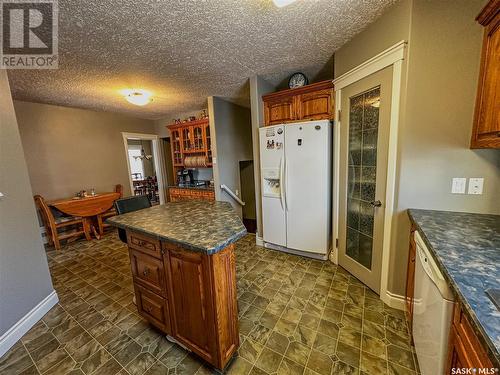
<box><xmin>34</xmin><ymin>195</ymin><xmax>91</xmax><ymax>250</ymax></box>
<box><xmin>96</xmin><ymin>184</ymin><xmax>123</xmax><ymax>235</ymax></box>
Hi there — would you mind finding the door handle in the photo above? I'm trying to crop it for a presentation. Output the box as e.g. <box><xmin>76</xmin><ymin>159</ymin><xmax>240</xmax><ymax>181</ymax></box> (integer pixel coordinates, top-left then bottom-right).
<box><xmin>370</xmin><ymin>200</ymin><xmax>382</xmax><ymax>207</ymax></box>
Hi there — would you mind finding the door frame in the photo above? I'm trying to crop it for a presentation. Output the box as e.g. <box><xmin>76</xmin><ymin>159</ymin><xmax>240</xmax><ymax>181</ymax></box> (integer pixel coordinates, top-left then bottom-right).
<box><xmin>121</xmin><ymin>132</ymin><xmax>166</xmax><ymax>205</ymax></box>
<box><xmin>331</xmin><ymin>40</ymin><xmax>406</xmax><ymax>308</ymax></box>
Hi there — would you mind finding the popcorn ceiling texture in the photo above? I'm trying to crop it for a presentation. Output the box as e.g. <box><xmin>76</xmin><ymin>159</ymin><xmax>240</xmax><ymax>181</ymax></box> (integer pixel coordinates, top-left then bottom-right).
<box><xmin>8</xmin><ymin>0</ymin><xmax>396</xmax><ymax>120</ymax></box>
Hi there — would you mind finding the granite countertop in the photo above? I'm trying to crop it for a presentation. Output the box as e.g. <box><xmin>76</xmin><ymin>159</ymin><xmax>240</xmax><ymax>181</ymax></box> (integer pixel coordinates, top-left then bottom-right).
<box><xmin>168</xmin><ymin>185</ymin><xmax>214</xmax><ymax>191</ymax></box>
<box><xmin>107</xmin><ymin>201</ymin><xmax>246</xmax><ymax>254</ymax></box>
<box><xmin>407</xmin><ymin>209</ymin><xmax>500</xmax><ymax>366</ymax></box>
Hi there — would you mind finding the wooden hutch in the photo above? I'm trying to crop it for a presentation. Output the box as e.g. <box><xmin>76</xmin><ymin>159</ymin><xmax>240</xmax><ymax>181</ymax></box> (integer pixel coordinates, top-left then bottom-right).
<box><xmin>166</xmin><ymin>118</ymin><xmax>215</xmax><ymax>202</ymax></box>
<box><xmin>167</xmin><ymin>118</ymin><xmax>212</xmax><ymax>174</ymax></box>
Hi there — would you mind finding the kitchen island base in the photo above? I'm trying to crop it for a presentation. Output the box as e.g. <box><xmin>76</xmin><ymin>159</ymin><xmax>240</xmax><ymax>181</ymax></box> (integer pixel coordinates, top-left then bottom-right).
<box><xmin>126</xmin><ymin>229</ymin><xmax>239</xmax><ymax>370</ymax></box>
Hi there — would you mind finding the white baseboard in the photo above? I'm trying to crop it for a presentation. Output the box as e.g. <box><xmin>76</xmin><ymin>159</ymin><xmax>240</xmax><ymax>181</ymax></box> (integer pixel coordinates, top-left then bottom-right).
<box><xmin>383</xmin><ymin>290</ymin><xmax>406</xmax><ymax>310</ymax></box>
<box><xmin>0</xmin><ymin>290</ymin><xmax>58</xmax><ymax>357</ymax></box>
<box><xmin>255</xmin><ymin>235</ymin><xmax>264</xmax><ymax>247</ymax></box>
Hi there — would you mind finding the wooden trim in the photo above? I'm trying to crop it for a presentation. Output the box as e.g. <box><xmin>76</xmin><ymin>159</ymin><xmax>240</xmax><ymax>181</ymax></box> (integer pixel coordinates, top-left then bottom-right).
<box><xmin>333</xmin><ymin>41</ymin><xmax>406</xmax><ymax>90</ymax></box>
<box><xmin>0</xmin><ymin>291</ymin><xmax>59</xmax><ymax>358</ymax></box>
<box><xmin>262</xmin><ymin>80</ymin><xmax>333</xmax><ymax>101</ymax></box>
<box><xmin>476</xmin><ymin>0</ymin><xmax>500</xmax><ymax>25</ymax></box>
<box><xmin>331</xmin><ymin>41</ymin><xmax>407</xmax><ymax>310</ymax></box>
<box><xmin>166</xmin><ymin>118</ymin><xmax>209</xmax><ymax>130</ymax></box>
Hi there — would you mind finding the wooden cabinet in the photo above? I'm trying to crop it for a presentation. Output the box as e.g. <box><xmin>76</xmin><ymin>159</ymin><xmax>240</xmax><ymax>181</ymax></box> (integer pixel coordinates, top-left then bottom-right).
<box><xmin>168</xmin><ymin>187</ymin><xmax>215</xmax><ymax>202</ymax></box>
<box><xmin>262</xmin><ymin>80</ymin><xmax>334</xmax><ymax>126</ymax></box>
<box><xmin>134</xmin><ymin>284</ymin><xmax>171</xmax><ymax>334</ymax></box>
<box><xmin>166</xmin><ymin>245</ymin><xmax>217</xmax><ymax>363</ymax></box>
<box><xmin>471</xmin><ymin>0</ymin><xmax>500</xmax><ymax>149</ymax></box>
<box><xmin>166</xmin><ymin>118</ymin><xmax>212</xmax><ymax>176</ymax></box>
<box><xmin>264</xmin><ymin>95</ymin><xmax>296</xmax><ymax>125</ymax></box>
<box><xmin>125</xmin><ymin>230</ymin><xmax>239</xmax><ymax>370</ymax></box>
<box><xmin>405</xmin><ymin>225</ymin><xmax>417</xmax><ymax>329</ymax></box>
<box><xmin>446</xmin><ymin>303</ymin><xmax>494</xmax><ymax>373</ymax></box>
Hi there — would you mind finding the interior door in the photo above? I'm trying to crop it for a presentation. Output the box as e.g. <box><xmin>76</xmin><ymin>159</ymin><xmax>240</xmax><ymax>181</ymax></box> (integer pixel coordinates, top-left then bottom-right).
<box><xmin>338</xmin><ymin>67</ymin><xmax>392</xmax><ymax>293</ymax></box>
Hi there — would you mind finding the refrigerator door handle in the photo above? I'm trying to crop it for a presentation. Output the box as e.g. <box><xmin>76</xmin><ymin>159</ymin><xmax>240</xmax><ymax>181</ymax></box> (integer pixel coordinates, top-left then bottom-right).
<box><xmin>283</xmin><ymin>157</ymin><xmax>288</xmax><ymax>211</ymax></box>
<box><xmin>279</xmin><ymin>157</ymin><xmax>285</xmax><ymax>210</ymax></box>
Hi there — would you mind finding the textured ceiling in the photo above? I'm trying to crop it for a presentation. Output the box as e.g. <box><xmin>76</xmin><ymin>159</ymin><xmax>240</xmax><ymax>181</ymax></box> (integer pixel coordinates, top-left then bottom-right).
<box><xmin>8</xmin><ymin>0</ymin><xmax>396</xmax><ymax>120</ymax></box>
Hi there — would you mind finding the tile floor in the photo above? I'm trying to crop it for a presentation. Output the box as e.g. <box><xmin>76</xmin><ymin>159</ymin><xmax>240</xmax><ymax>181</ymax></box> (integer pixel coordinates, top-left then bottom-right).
<box><xmin>0</xmin><ymin>233</ymin><xmax>420</xmax><ymax>375</ymax></box>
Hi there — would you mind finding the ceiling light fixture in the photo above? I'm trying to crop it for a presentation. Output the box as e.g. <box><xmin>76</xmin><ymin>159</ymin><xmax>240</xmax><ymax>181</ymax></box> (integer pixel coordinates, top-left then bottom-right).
<box><xmin>121</xmin><ymin>89</ymin><xmax>153</xmax><ymax>106</ymax></box>
<box><xmin>272</xmin><ymin>0</ymin><xmax>298</xmax><ymax>7</ymax></box>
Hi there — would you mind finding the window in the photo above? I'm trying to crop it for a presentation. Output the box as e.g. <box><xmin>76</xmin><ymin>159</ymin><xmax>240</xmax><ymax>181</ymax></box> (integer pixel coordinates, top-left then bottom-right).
<box><xmin>128</xmin><ymin>148</ymin><xmax>144</xmax><ymax>179</ymax></box>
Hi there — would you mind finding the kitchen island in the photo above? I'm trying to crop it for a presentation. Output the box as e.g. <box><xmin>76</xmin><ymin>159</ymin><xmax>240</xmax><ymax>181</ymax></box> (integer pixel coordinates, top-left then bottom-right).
<box><xmin>107</xmin><ymin>201</ymin><xmax>246</xmax><ymax>370</ymax></box>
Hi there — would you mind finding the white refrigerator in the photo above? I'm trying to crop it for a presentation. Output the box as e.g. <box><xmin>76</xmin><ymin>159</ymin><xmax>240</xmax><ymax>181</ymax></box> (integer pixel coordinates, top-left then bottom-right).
<box><xmin>259</xmin><ymin>120</ymin><xmax>332</xmax><ymax>259</ymax></box>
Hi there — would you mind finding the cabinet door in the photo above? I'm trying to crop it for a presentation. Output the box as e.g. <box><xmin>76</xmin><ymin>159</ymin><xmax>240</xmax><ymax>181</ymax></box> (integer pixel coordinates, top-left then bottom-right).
<box><xmin>446</xmin><ymin>325</ymin><xmax>473</xmax><ymax>373</ymax></box>
<box><xmin>166</xmin><ymin>246</ymin><xmax>216</xmax><ymax>363</ymax></box>
<box><xmin>296</xmin><ymin>89</ymin><xmax>333</xmax><ymax>121</ymax></box>
<box><xmin>192</xmin><ymin>125</ymin><xmax>204</xmax><ymax>151</ymax></box>
<box><xmin>171</xmin><ymin>129</ymin><xmax>183</xmax><ymax>166</ymax></box>
<box><xmin>471</xmin><ymin>9</ymin><xmax>500</xmax><ymax>148</ymax></box>
<box><xmin>264</xmin><ymin>96</ymin><xmax>295</xmax><ymax>126</ymax></box>
<box><xmin>204</xmin><ymin>123</ymin><xmax>212</xmax><ymax>165</ymax></box>
<box><xmin>182</xmin><ymin>127</ymin><xmax>192</xmax><ymax>152</ymax></box>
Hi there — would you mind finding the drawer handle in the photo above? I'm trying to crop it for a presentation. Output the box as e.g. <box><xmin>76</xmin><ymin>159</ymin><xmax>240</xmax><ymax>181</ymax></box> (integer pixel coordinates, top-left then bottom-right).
<box><xmin>137</xmin><ymin>240</ymin><xmax>146</xmax><ymax>246</ymax></box>
<box><xmin>145</xmin><ymin>306</ymin><xmax>152</xmax><ymax>313</ymax></box>
<box><xmin>143</xmin><ymin>268</ymin><xmax>150</xmax><ymax>276</ymax></box>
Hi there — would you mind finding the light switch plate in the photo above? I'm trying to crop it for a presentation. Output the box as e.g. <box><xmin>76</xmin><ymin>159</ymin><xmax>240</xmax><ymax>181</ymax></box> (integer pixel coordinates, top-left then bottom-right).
<box><xmin>468</xmin><ymin>178</ymin><xmax>484</xmax><ymax>195</ymax></box>
<box><xmin>451</xmin><ymin>178</ymin><xmax>466</xmax><ymax>194</ymax></box>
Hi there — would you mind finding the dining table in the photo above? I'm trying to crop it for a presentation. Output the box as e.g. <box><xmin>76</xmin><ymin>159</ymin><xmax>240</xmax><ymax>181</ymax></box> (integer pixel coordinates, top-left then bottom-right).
<box><xmin>48</xmin><ymin>192</ymin><xmax>121</xmax><ymax>240</ymax></box>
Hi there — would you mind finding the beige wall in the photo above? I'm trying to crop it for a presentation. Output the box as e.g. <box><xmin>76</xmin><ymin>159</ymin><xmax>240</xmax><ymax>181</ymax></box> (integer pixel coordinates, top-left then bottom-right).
<box><xmin>390</xmin><ymin>0</ymin><xmax>500</xmax><ymax>295</ymax></box>
<box><xmin>14</xmin><ymin>101</ymin><xmax>156</xmax><ymax>200</ymax></box>
<box><xmin>334</xmin><ymin>0</ymin><xmax>500</xmax><ymax>297</ymax></box>
<box><xmin>249</xmin><ymin>76</ymin><xmax>277</xmax><ymax>237</ymax></box>
<box><xmin>0</xmin><ymin>72</ymin><xmax>55</xmax><ymax>340</ymax></box>
<box><xmin>155</xmin><ymin>109</ymin><xmax>206</xmax><ymax>138</ymax></box>
<box><xmin>334</xmin><ymin>0</ymin><xmax>412</xmax><ymax>78</ymax></box>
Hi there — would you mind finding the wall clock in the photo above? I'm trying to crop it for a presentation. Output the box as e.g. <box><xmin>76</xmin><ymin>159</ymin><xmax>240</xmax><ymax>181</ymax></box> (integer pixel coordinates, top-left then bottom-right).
<box><xmin>288</xmin><ymin>72</ymin><xmax>308</xmax><ymax>89</ymax></box>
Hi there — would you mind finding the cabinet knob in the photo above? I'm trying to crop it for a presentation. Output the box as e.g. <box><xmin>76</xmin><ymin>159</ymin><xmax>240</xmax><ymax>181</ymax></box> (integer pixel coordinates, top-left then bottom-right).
<box><xmin>143</xmin><ymin>268</ymin><xmax>150</xmax><ymax>276</ymax></box>
<box><xmin>145</xmin><ymin>306</ymin><xmax>152</xmax><ymax>313</ymax></box>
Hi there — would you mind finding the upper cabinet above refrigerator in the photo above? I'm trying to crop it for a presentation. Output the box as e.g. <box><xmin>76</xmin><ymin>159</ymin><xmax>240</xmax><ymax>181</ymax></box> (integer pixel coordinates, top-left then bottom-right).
<box><xmin>262</xmin><ymin>81</ymin><xmax>335</xmax><ymax>126</ymax></box>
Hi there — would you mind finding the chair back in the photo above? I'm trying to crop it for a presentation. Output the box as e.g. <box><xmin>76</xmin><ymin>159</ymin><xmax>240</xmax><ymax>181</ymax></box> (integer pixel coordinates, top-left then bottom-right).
<box><xmin>114</xmin><ymin>195</ymin><xmax>151</xmax><ymax>215</ymax></box>
<box><xmin>115</xmin><ymin>184</ymin><xmax>123</xmax><ymax>198</ymax></box>
<box><xmin>114</xmin><ymin>195</ymin><xmax>151</xmax><ymax>243</ymax></box>
<box><xmin>34</xmin><ymin>195</ymin><xmax>57</xmax><ymax>237</ymax></box>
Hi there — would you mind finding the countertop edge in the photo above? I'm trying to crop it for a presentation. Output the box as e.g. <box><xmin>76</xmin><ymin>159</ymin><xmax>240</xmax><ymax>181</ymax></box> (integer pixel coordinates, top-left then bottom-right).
<box><xmin>107</xmin><ymin>219</ymin><xmax>247</xmax><ymax>254</ymax></box>
<box><xmin>407</xmin><ymin>209</ymin><xmax>500</xmax><ymax>367</ymax></box>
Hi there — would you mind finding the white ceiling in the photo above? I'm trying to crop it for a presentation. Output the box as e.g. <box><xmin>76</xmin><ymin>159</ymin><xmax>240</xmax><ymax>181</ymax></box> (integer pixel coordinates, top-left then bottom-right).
<box><xmin>7</xmin><ymin>0</ymin><xmax>396</xmax><ymax>120</ymax></box>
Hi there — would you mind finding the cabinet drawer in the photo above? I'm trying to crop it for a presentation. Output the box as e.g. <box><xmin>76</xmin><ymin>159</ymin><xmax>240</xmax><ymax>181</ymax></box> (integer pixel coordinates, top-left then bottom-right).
<box><xmin>127</xmin><ymin>231</ymin><xmax>162</xmax><ymax>259</ymax></box>
<box><xmin>129</xmin><ymin>249</ymin><xmax>167</xmax><ymax>297</ymax></box>
<box><xmin>134</xmin><ymin>284</ymin><xmax>171</xmax><ymax>334</ymax></box>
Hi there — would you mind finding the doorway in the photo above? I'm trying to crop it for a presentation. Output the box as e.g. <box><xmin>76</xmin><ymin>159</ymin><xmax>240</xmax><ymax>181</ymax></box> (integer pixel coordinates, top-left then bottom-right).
<box><xmin>239</xmin><ymin>160</ymin><xmax>257</xmax><ymax>233</ymax></box>
<box><xmin>338</xmin><ymin>66</ymin><xmax>393</xmax><ymax>293</ymax></box>
<box><xmin>122</xmin><ymin>132</ymin><xmax>166</xmax><ymax>205</ymax></box>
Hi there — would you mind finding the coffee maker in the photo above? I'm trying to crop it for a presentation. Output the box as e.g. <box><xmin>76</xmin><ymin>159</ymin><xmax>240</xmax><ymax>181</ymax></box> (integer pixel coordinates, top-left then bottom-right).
<box><xmin>177</xmin><ymin>169</ymin><xmax>194</xmax><ymax>186</ymax></box>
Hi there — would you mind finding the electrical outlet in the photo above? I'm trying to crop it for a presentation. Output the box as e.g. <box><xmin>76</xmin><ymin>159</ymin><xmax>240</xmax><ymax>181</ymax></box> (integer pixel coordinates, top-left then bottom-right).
<box><xmin>468</xmin><ymin>178</ymin><xmax>484</xmax><ymax>195</ymax></box>
<box><xmin>451</xmin><ymin>178</ymin><xmax>466</xmax><ymax>194</ymax></box>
